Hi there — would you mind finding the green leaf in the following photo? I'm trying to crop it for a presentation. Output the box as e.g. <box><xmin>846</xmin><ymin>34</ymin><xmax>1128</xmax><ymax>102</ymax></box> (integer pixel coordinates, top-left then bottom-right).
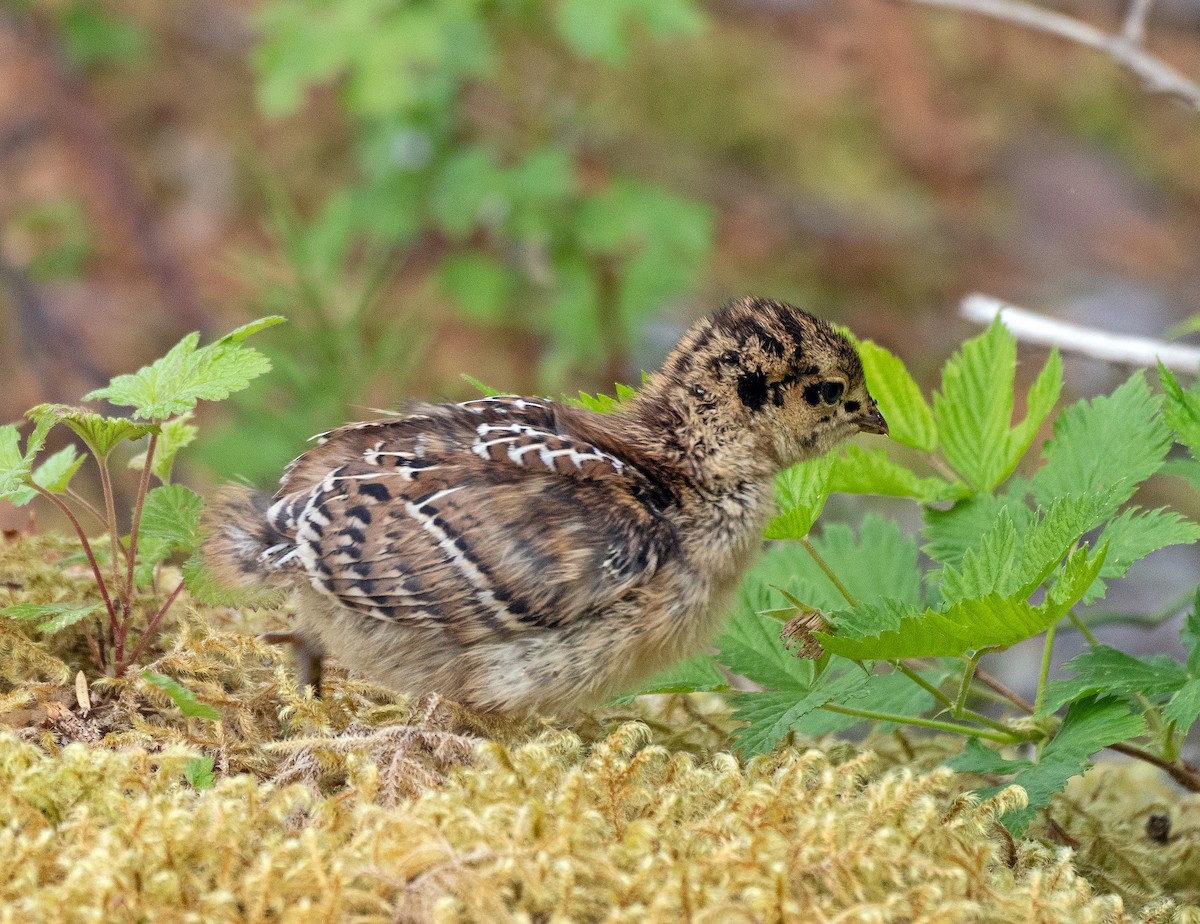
<box><xmin>992</xmin><ymin>697</ymin><xmax>1146</xmax><ymax>835</ymax></box>
<box><xmin>1007</xmin><ymin>347</ymin><xmax>1063</xmax><ymax>465</ymax></box>
<box><xmin>1164</xmin><ymin>679</ymin><xmax>1200</xmax><ymax>736</ymax></box>
<box><xmin>1030</xmin><ymin>373</ymin><xmax>1171</xmax><ymax>518</ymax></box>
<box><xmin>84</xmin><ymin>318</ymin><xmax>283</xmax><ymax>420</ymax></box>
<box><xmin>1039</xmin><ymin>646</ymin><xmax>1190</xmax><ymax>716</ymax></box>
<box><xmin>828</xmin><ymin>445</ymin><xmax>960</xmax><ymax>503</ymax></box>
<box><xmin>1084</xmin><ymin>507</ymin><xmax>1200</xmax><ymax>602</ymax></box>
<box><xmin>1185</xmin><ymin>601</ymin><xmax>1200</xmax><ymax>678</ymax></box>
<box><xmin>634</xmin><ymin>655</ymin><xmax>728</xmax><ymax>695</ymax></box>
<box><xmin>1159</xmin><ymin>363</ymin><xmax>1200</xmax><ymax>459</ymax></box>
<box><xmin>717</xmin><ymin>581</ymin><xmax>816</xmax><ymax>691</ymax></box>
<box><xmin>945</xmin><ymin>739</ymin><xmax>1031</xmax><ymax>776</ymax></box>
<box><xmin>28</xmin><ymin>404</ymin><xmax>158</xmax><ymax>459</ymax></box>
<box><xmin>855</xmin><ymin>339</ymin><xmax>936</xmax><ymax>452</ymax></box>
<box><xmin>141</xmin><ymin>670</ymin><xmax>220</xmax><ymax>720</ymax></box>
<box><xmin>0</xmin><ymin>425</ymin><xmax>26</xmax><ymax>498</ymax></box>
<box><xmin>818</xmin><ymin>547</ymin><xmax>1104</xmax><ymax>660</ymax></box>
<box><xmin>139</xmin><ymin>485</ymin><xmax>205</xmax><ymax>554</ymax></box>
<box><xmin>810</xmin><ymin>515</ymin><xmax>924</xmax><ymax>610</ymax></box>
<box><xmin>5</xmin><ymin>445</ymin><xmax>86</xmax><ymax>507</ymax></box>
<box><xmin>932</xmin><ymin>322</ymin><xmax>1061</xmax><ymax>493</ymax></box>
<box><xmin>439</xmin><ymin>252</ymin><xmax>514</xmax><ymax>323</ymax></box>
<box><xmin>933</xmin><ymin>319</ymin><xmax>1019</xmax><ymax>492</ymax></box>
<box><xmin>939</xmin><ymin>509</ymin><xmax>1019</xmax><ymax>607</ymax></box>
<box><xmin>923</xmin><ymin>493</ymin><xmax>1028</xmax><ymax>569</ymax></box>
<box><xmin>184</xmin><ymin>755</ymin><xmax>215</xmax><ymax>791</ymax></box>
<box><xmin>460</xmin><ymin>374</ymin><xmax>503</xmax><ymax>398</ymax></box>
<box><xmin>128</xmin><ymin>411</ymin><xmax>198</xmax><ymax>483</ymax></box>
<box><xmin>3</xmin><ymin>601</ymin><xmax>102</xmax><ymax>633</ymax></box>
<box><xmin>730</xmin><ymin>670</ymin><xmax>869</xmax><ymax>756</ymax></box>
<box><xmin>766</xmin><ymin>456</ymin><xmax>834</xmax><ymax>540</ymax></box>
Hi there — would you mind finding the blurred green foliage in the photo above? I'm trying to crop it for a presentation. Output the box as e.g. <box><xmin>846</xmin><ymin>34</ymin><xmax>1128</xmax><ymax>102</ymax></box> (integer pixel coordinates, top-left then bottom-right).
<box><xmin>251</xmin><ymin>0</ymin><xmax>714</xmax><ymax>382</ymax></box>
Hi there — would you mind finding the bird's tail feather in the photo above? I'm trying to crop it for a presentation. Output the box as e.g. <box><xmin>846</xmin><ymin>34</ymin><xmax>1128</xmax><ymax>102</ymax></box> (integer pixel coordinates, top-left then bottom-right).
<box><xmin>201</xmin><ymin>485</ymin><xmax>293</xmax><ymax>589</ymax></box>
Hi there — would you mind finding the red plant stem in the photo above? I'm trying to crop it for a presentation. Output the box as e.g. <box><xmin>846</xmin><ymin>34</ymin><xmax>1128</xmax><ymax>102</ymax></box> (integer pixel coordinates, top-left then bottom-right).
<box><xmin>32</xmin><ymin>485</ymin><xmax>119</xmax><ymax>642</ymax></box>
<box><xmin>123</xmin><ymin>432</ymin><xmax>158</xmax><ymax>619</ymax></box>
<box><xmin>973</xmin><ymin>667</ymin><xmax>1036</xmax><ymax>713</ymax></box>
<box><xmin>119</xmin><ymin>577</ymin><xmax>184</xmax><ymax>674</ymax></box>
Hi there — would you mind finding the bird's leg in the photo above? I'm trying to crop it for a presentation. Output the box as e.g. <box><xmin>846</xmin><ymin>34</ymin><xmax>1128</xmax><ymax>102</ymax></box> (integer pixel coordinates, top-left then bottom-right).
<box><xmin>260</xmin><ymin>630</ymin><xmax>327</xmax><ymax>698</ymax></box>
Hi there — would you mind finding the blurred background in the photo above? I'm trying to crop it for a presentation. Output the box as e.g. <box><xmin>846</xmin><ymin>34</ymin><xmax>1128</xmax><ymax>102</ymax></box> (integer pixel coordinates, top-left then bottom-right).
<box><xmin>2</xmin><ymin>0</ymin><xmax>1200</xmax><ymax>675</ymax></box>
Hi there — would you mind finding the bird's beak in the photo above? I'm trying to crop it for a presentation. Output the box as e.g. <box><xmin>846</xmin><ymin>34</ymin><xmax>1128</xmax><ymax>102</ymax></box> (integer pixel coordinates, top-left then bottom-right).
<box><xmin>856</xmin><ymin>403</ymin><xmax>889</xmax><ymax>436</ymax></box>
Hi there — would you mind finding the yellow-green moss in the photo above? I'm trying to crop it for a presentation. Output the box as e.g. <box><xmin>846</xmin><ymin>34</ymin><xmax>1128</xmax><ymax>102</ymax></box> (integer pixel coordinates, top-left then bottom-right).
<box><xmin>2</xmin><ymin>535</ymin><xmax>1199</xmax><ymax>922</ymax></box>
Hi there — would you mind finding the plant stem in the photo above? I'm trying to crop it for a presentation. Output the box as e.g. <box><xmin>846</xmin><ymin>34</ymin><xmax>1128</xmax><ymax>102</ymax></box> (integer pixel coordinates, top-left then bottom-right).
<box><xmin>895</xmin><ymin>662</ymin><xmax>953</xmax><ymax>708</ymax></box>
<box><xmin>119</xmin><ymin>576</ymin><xmax>184</xmax><ymax>674</ymax></box>
<box><xmin>1034</xmin><ymin>624</ymin><xmax>1057</xmax><ymax>714</ymax></box>
<box><xmin>1066</xmin><ymin>611</ymin><xmax>1101</xmax><ymax>647</ymax></box>
<box><xmin>94</xmin><ymin>454</ymin><xmax>125</xmax><ymax>610</ymax></box>
<box><xmin>819</xmin><ymin>703</ymin><xmax>1024</xmax><ymax>744</ymax></box>
<box><xmin>955</xmin><ymin>653</ymin><xmax>982</xmax><ymax>717</ymax></box>
<box><xmin>800</xmin><ymin>537</ymin><xmax>859</xmax><ymax>608</ymax></box>
<box><xmin>124</xmin><ymin>434</ymin><xmax>158</xmax><ymax>619</ymax></box>
<box><xmin>32</xmin><ymin>485</ymin><xmax>119</xmax><ymax>648</ymax></box>
<box><xmin>66</xmin><ymin>489</ymin><xmax>109</xmax><ymax>529</ymax></box>
<box><xmin>974</xmin><ymin>667</ymin><xmax>1036</xmax><ymax>713</ymax></box>
<box><xmin>1107</xmin><ymin>741</ymin><xmax>1200</xmax><ymax>792</ymax></box>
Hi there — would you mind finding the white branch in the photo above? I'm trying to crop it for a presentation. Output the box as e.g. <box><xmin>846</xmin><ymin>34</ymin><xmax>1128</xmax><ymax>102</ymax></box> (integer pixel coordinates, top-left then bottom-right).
<box><xmin>902</xmin><ymin>0</ymin><xmax>1200</xmax><ymax>112</ymax></box>
<box><xmin>1121</xmin><ymin>0</ymin><xmax>1156</xmax><ymax>45</ymax></box>
<box><xmin>961</xmin><ymin>293</ymin><xmax>1200</xmax><ymax>373</ymax></box>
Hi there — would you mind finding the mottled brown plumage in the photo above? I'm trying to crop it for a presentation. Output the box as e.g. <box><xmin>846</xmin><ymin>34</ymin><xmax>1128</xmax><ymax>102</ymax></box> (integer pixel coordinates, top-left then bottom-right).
<box><xmin>204</xmin><ymin>296</ymin><xmax>887</xmax><ymax>714</ymax></box>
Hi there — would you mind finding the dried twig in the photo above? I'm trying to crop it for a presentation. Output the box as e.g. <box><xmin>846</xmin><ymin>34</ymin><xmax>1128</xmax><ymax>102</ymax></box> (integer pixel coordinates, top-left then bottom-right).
<box><xmin>961</xmin><ymin>293</ymin><xmax>1200</xmax><ymax>373</ymax></box>
<box><xmin>898</xmin><ymin>0</ymin><xmax>1200</xmax><ymax>112</ymax></box>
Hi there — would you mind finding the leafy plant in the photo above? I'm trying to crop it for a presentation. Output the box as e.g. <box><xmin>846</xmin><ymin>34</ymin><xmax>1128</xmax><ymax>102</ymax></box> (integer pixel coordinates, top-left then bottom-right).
<box><xmin>640</xmin><ymin>318</ymin><xmax>1200</xmax><ymax>832</ymax></box>
<box><xmin>0</xmin><ymin>318</ymin><xmax>282</xmax><ymax>677</ymax></box>
<box><xmin>252</xmin><ymin>0</ymin><xmax>713</xmax><ymax>386</ymax></box>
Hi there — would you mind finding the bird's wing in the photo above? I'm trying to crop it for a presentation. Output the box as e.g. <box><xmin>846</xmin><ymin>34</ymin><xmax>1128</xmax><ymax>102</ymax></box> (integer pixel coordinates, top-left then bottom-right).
<box><xmin>264</xmin><ymin>399</ymin><xmax>680</xmax><ymax>643</ymax></box>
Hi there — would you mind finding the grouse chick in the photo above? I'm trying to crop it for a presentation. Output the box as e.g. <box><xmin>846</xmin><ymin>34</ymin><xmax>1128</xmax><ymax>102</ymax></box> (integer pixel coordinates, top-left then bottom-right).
<box><xmin>204</xmin><ymin>296</ymin><xmax>887</xmax><ymax>714</ymax></box>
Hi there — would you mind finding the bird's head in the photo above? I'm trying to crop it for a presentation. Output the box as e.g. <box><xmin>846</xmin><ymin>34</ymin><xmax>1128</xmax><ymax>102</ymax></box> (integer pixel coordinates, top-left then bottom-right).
<box><xmin>637</xmin><ymin>297</ymin><xmax>887</xmax><ymax>476</ymax></box>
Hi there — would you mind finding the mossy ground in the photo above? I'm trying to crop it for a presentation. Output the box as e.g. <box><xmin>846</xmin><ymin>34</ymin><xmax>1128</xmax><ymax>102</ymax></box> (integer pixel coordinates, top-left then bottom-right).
<box><xmin>1</xmin><ymin>534</ymin><xmax>1198</xmax><ymax>923</ymax></box>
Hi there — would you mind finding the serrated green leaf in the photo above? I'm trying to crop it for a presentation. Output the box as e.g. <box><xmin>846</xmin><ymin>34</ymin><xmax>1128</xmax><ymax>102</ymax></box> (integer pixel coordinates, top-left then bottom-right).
<box><xmin>828</xmin><ymin>445</ymin><xmax>960</xmax><ymax>502</ymax></box>
<box><xmin>939</xmin><ymin>509</ymin><xmax>1019</xmax><ymax>606</ymax></box>
<box><xmin>945</xmin><ymin>739</ymin><xmax>1032</xmax><ymax>775</ymax></box>
<box><xmin>923</xmin><ymin>493</ymin><xmax>1029</xmax><ymax>569</ymax></box>
<box><xmin>634</xmin><ymin>655</ymin><xmax>728</xmax><ymax>695</ymax></box>
<box><xmin>1159</xmin><ymin>363</ymin><xmax>1200</xmax><ymax>459</ymax></box>
<box><xmin>717</xmin><ymin>580</ymin><xmax>816</xmax><ymax>691</ymax></box>
<box><xmin>7</xmin><ymin>444</ymin><xmax>86</xmax><ymax>506</ymax></box>
<box><xmin>1185</xmin><ymin>601</ymin><xmax>1200</xmax><ymax>678</ymax></box>
<box><xmin>128</xmin><ymin>411</ymin><xmax>198</xmax><ymax>483</ymax></box>
<box><xmin>1007</xmin><ymin>347</ymin><xmax>1063</xmax><ymax>462</ymax></box>
<box><xmin>573</xmin><ymin>389</ymin><xmax>629</xmax><ymax>414</ymax></box>
<box><xmin>934</xmin><ymin>319</ymin><xmax>1018</xmax><ymax>492</ymax></box>
<box><xmin>730</xmin><ymin>670</ymin><xmax>869</xmax><ymax>756</ymax></box>
<box><xmin>216</xmin><ymin>316</ymin><xmax>286</xmax><ymax>345</ymax></box>
<box><xmin>3</xmin><ymin>601</ymin><xmax>103</xmax><ymax>633</ymax></box>
<box><xmin>1030</xmin><ymin>373</ymin><xmax>1171</xmax><ymax>517</ymax></box>
<box><xmin>818</xmin><ymin>548</ymin><xmax>1104</xmax><ymax>661</ymax></box>
<box><xmin>1163</xmin><ymin>679</ymin><xmax>1200</xmax><ymax>736</ymax></box>
<box><xmin>766</xmin><ymin>456</ymin><xmax>834</xmax><ymax>540</ymax></box>
<box><xmin>461</xmin><ymin>375</ymin><xmax>503</xmax><ymax>398</ymax></box>
<box><xmin>139</xmin><ymin>484</ymin><xmax>204</xmax><ymax>554</ymax></box>
<box><xmin>84</xmin><ymin>319</ymin><xmax>281</xmax><ymax>420</ymax></box>
<box><xmin>856</xmin><ymin>339</ymin><xmax>936</xmax><ymax>452</ymax></box>
<box><xmin>28</xmin><ymin>404</ymin><xmax>159</xmax><ymax>459</ymax></box>
<box><xmin>141</xmin><ymin>670</ymin><xmax>220</xmax><ymax>720</ymax></box>
<box><xmin>810</xmin><ymin>515</ymin><xmax>923</xmax><ymax>610</ymax></box>
<box><xmin>33</xmin><ymin>445</ymin><xmax>85</xmax><ymax>494</ymax></box>
<box><xmin>1039</xmin><ymin>646</ymin><xmax>1190</xmax><ymax>716</ymax></box>
<box><xmin>988</xmin><ymin>696</ymin><xmax>1146</xmax><ymax>835</ymax></box>
<box><xmin>0</xmin><ymin>425</ymin><xmax>26</xmax><ymax>498</ymax></box>
<box><xmin>184</xmin><ymin>755</ymin><xmax>215</xmax><ymax>791</ymax></box>
<box><xmin>1084</xmin><ymin>507</ymin><xmax>1200</xmax><ymax>603</ymax></box>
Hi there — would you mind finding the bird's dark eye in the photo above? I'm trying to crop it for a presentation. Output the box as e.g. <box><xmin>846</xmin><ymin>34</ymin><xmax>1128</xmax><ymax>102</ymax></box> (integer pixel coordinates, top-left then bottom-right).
<box><xmin>818</xmin><ymin>381</ymin><xmax>845</xmax><ymax>404</ymax></box>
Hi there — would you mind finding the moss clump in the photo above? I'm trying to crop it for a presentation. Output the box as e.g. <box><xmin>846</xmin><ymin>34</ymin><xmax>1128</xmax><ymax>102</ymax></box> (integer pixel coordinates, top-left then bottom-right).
<box><xmin>0</xmin><ymin>723</ymin><xmax>1165</xmax><ymax>924</ymax></box>
<box><xmin>2</xmin><ymin>534</ymin><xmax>1199</xmax><ymax>921</ymax></box>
